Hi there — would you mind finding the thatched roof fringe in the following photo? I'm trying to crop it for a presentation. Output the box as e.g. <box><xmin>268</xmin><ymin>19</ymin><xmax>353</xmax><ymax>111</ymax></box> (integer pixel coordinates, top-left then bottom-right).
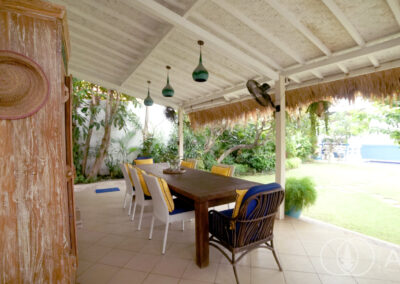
<box><xmin>189</xmin><ymin>67</ymin><xmax>400</xmax><ymax>128</ymax></box>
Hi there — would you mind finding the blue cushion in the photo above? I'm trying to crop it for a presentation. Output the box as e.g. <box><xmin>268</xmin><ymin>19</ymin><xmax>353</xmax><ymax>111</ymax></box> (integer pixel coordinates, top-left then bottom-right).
<box><xmin>144</xmin><ymin>195</ymin><xmax>152</xmax><ymax>200</ymax></box>
<box><xmin>169</xmin><ymin>198</ymin><xmax>194</xmax><ymax>215</ymax></box>
<box><xmin>136</xmin><ymin>156</ymin><xmax>152</xmax><ymax>160</ymax></box>
<box><xmin>242</xmin><ymin>183</ymin><xmax>281</xmax><ymax>217</ymax></box>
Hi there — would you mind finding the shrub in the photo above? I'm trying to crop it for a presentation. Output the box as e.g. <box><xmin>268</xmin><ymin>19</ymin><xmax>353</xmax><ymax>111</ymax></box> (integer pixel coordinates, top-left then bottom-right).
<box><xmin>285</xmin><ymin>157</ymin><xmax>302</xmax><ymax>170</ymax></box>
<box><xmin>232</xmin><ymin>163</ymin><xmax>250</xmax><ymax>176</ymax></box>
<box><xmin>285</xmin><ymin>177</ymin><xmax>317</xmax><ymax>211</ymax></box>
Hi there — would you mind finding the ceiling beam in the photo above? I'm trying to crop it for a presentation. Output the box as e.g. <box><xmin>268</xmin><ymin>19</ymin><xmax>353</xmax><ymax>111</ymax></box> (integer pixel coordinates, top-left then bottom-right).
<box><xmin>120</xmin><ymin>0</ymin><xmax>205</xmax><ymax>87</ymax></box>
<box><xmin>337</xmin><ymin>62</ymin><xmax>349</xmax><ymax>74</ymax></box>
<box><xmin>321</xmin><ymin>0</ymin><xmax>380</xmax><ymax>70</ymax></box>
<box><xmin>266</xmin><ymin>0</ymin><xmax>331</xmax><ymax>56</ymax></box>
<box><xmin>130</xmin><ymin>0</ymin><xmax>278</xmax><ymax>80</ymax></box>
<box><xmin>186</xmin><ymin>58</ymin><xmax>400</xmax><ymax>112</ymax></box>
<box><xmin>190</xmin><ymin>13</ymin><xmax>281</xmax><ymax>70</ymax></box>
<box><xmin>210</xmin><ymin>0</ymin><xmax>304</xmax><ymax>64</ymax></box>
<box><xmin>283</xmin><ymin>36</ymin><xmax>400</xmax><ymax>76</ymax></box>
<box><xmin>311</xmin><ymin>70</ymin><xmax>323</xmax><ymax>79</ymax></box>
<box><xmin>387</xmin><ymin>0</ymin><xmax>400</xmax><ymax>27</ymax></box>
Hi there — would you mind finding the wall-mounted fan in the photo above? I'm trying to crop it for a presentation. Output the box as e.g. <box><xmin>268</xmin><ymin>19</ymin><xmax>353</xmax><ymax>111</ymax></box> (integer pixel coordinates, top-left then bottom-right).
<box><xmin>246</xmin><ymin>80</ymin><xmax>280</xmax><ymax>112</ymax></box>
<box><xmin>164</xmin><ymin>106</ymin><xmax>177</xmax><ymax>123</ymax></box>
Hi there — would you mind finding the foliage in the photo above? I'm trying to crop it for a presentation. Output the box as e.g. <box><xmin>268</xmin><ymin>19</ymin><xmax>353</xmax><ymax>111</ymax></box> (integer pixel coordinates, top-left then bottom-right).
<box><xmin>375</xmin><ymin>100</ymin><xmax>400</xmax><ymax>145</ymax></box>
<box><xmin>139</xmin><ymin>134</ymin><xmax>171</xmax><ymax>163</ymax></box>
<box><xmin>285</xmin><ymin>177</ymin><xmax>317</xmax><ymax>211</ymax></box>
<box><xmin>307</xmin><ymin>101</ymin><xmax>331</xmax><ymax>155</ymax></box>
<box><xmin>328</xmin><ymin>109</ymin><xmax>371</xmax><ymax>143</ymax></box>
<box><xmin>72</xmin><ymin>78</ymin><xmax>141</xmax><ymax>183</ymax></box>
<box><xmin>286</xmin><ymin>157</ymin><xmax>302</xmax><ymax>170</ymax></box>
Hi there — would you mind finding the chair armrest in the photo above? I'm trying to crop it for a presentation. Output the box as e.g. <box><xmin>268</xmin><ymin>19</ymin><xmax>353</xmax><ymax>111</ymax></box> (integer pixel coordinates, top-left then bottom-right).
<box><xmin>209</xmin><ymin>210</ymin><xmax>237</xmax><ymax>246</ymax></box>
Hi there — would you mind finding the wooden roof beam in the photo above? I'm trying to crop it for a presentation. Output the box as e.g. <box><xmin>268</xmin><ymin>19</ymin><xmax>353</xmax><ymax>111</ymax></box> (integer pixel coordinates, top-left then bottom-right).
<box><xmin>120</xmin><ymin>0</ymin><xmax>206</xmax><ymax>87</ymax></box>
<box><xmin>387</xmin><ymin>0</ymin><xmax>400</xmax><ymax>27</ymax></box>
<box><xmin>266</xmin><ymin>0</ymin><xmax>331</xmax><ymax>56</ymax></box>
<box><xmin>210</xmin><ymin>0</ymin><xmax>304</xmax><ymax>64</ymax></box>
<box><xmin>190</xmin><ymin>13</ymin><xmax>281</xmax><ymax>70</ymax></box>
<box><xmin>130</xmin><ymin>0</ymin><xmax>278</xmax><ymax>80</ymax></box>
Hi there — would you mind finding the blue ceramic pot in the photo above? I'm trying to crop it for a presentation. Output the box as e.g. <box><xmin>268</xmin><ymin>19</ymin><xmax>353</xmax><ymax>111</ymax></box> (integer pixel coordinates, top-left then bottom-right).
<box><xmin>285</xmin><ymin>207</ymin><xmax>302</xmax><ymax>218</ymax></box>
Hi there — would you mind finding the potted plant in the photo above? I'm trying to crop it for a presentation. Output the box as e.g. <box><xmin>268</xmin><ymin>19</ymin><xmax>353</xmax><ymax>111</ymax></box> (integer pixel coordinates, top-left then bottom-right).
<box><xmin>285</xmin><ymin>177</ymin><xmax>317</xmax><ymax>218</ymax></box>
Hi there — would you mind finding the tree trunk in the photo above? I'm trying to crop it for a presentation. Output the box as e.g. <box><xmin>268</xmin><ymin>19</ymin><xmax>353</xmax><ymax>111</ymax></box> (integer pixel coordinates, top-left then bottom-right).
<box><xmin>216</xmin><ymin>120</ymin><xmax>269</xmax><ymax>163</ymax></box>
<box><xmin>82</xmin><ymin>91</ymin><xmax>98</xmax><ymax>176</ymax></box>
<box><xmin>87</xmin><ymin>90</ymin><xmax>120</xmax><ymax>179</ymax></box>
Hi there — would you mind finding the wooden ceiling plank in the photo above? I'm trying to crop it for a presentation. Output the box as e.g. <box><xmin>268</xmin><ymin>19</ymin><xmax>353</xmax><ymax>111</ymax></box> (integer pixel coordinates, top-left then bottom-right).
<box><xmin>130</xmin><ymin>0</ymin><xmax>278</xmax><ymax>80</ymax></box>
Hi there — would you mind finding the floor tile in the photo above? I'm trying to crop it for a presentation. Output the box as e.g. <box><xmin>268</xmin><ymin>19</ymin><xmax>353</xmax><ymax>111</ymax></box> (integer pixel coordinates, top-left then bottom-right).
<box><xmin>215</xmin><ymin>263</ymin><xmax>251</xmax><ymax>284</ymax></box>
<box><xmin>77</xmin><ymin>263</ymin><xmax>119</xmax><ymax>284</ymax></box>
<box><xmin>142</xmin><ymin>273</ymin><xmax>180</xmax><ymax>284</ymax></box>
<box><xmin>284</xmin><ymin>271</ymin><xmax>321</xmax><ymax>284</ymax></box>
<box><xmin>76</xmin><ymin>260</ymin><xmax>94</xmax><ymax>277</ymax></box>
<box><xmin>107</xmin><ymin>268</ymin><xmax>147</xmax><ymax>284</ymax></box>
<box><xmin>318</xmin><ymin>274</ymin><xmax>357</xmax><ymax>284</ymax></box>
<box><xmin>251</xmin><ymin>267</ymin><xmax>285</xmax><ymax>284</ymax></box>
<box><xmin>280</xmin><ymin>253</ymin><xmax>315</xmax><ymax>273</ymax></box>
<box><xmin>124</xmin><ymin>253</ymin><xmax>163</xmax><ymax>272</ymax></box>
<box><xmin>182</xmin><ymin>262</ymin><xmax>219</xmax><ymax>283</ymax></box>
<box><xmin>98</xmin><ymin>249</ymin><xmax>135</xmax><ymax>267</ymax></box>
<box><xmin>79</xmin><ymin>244</ymin><xmax>113</xmax><ymax>262</ymax></box>
<box><xmin>151</xmin><ymin>256</ymin><xmax>191</xmax><ymax>278</ymax></box>
<box><xmin>251</xmin><ymin>249</ymin><xmax>282</xmax><ymax>270</ymax></box>
<box><xmin>178</xmin><ymin>279</ymin><xmax>213</xmax><ymax>284</ymax></box>
<box><xmin>95</xmin><ymin>234</ymin><xmax>128</xmax><ymax>248</ymax></box>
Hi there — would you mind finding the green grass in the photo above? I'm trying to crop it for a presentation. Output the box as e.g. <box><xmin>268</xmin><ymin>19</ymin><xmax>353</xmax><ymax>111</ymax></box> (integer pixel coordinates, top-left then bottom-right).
<box><xmin>241</xmin><ymin>162</ymin><xmax>400</xmax><ymax>245</ymax></box>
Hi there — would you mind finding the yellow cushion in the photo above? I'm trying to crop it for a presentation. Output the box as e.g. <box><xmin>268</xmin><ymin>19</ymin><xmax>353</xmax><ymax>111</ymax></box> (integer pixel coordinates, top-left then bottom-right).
<box><xmin>232</xmin><ymin>189</ymin><xmax>248</xmax><ymax>218</ymax></box>
<box><xmin>156</xmin><ymin>177</ymin><xmax>174</xmax><ymax>212</ymax></box>
<box><xmin>135</xmin><ymin>167</ymin><xmax>151</xmax><ymax>196</ymax></box>
<box><xmin>181</xmin><ymin>160</ymin><xmax>195</xmax><ymax>169</ymax></box>
<box><xmin>134</xmin><ymin>158</ymin><xmax>153</xmax><ymax>165</ymax></box>
<box><xmin>124</xmin><ymin>163</ymin><xmax>134</xmax><ymax>184</ymax></box>
<box><xmin>211</xmin><ymin>165</ymin><xmax>231</xmax><ymax>177</ymax></box>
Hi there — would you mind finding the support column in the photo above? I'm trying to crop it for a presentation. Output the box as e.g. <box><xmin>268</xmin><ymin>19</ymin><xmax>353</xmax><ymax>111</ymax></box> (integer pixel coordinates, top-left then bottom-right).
<box><xmin>275</xmin><ymin>74</ymin><xmax>286</xmax><ymax>219</ymax></box>
<box><xmin>178</xmin><ymin>107</ymin><xmax>184</xmax><ymax>160</ymax></box>
<box><xmin>143</xmin><ymin>106</ymin><xmax>149</xmax><ymax>141</ymax></box>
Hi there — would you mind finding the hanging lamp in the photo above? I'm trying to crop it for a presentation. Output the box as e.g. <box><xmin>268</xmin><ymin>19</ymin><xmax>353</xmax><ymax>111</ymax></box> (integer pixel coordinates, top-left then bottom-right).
<box><xmin>192</xmin><ymin>40</ymin><xmax>209</xmax><ymax>82</ymax></box>
<box><xmin>162</xmin><ymin>65</ymin><xmax>174</xmax><ymax>97</ymax></box>
<box><xmin>144</xmin><ymin>80</ymin><xmax>153</xmax><ymax>106</ymax></box>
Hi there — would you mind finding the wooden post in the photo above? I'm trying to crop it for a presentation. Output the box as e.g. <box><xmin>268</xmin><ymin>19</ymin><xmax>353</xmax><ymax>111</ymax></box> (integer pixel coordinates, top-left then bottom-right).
<box><xmin>178</xmin><ymin>106</ymin><xmax>184</xmax><ymax>160</ymax></box>
<box><xmin>275</xmin><ymin>74</ymin><xmax>286</xmax><ymax>219</ymax></box>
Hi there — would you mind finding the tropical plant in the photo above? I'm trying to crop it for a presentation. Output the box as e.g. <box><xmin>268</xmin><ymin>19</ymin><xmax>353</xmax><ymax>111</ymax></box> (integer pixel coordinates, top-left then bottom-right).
<box><xmin>375</xmin><ymin>99</ymin><xmax>400</xmax><ymax>145</ymax></box>
<box><xmin>285</xmin><ymin>177</ymin><xmax>317</xmax><ymax>211</ymax></box>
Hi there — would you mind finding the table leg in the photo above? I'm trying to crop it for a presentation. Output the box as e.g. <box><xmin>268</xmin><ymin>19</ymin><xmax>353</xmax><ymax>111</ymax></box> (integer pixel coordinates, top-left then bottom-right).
<box><xmin>195</xmin><ymin>200</ymin><xmax>209</xmax><ymax>268</ymax></box>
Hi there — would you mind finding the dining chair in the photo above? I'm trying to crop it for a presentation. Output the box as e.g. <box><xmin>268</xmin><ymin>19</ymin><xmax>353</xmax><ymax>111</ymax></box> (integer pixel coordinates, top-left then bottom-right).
<box><xmin>180</xmin><ymin>159</ymin><xmax>197</xmax><ymax>169</ymax></box>
<box><xmin>211</xmin><ymin>163</ymin><xmax>235</xmax><ymax>177</ymax></box>
<box><xmin>134</xmin><ymin>157</ymin><xmax>154</xmax><ymax>165</ymax></box>
<box><xmin>128</xmin><ymin>166</ymin><xmax>153</xmax><ymax>230</ymax></box>
<box><xmin>120</xmin><ymin>163</ymin><xmax>135</xmax><ymax>215</ymax></box>
<box><xmin>208</xmin><ymin>183</ymin><xmax>284</xmax><ymax>284</ymax></box>
<box><xmin>143</xmin><ymin>173</ymin><xmax>195</xmax><ymax>254</ymax></box>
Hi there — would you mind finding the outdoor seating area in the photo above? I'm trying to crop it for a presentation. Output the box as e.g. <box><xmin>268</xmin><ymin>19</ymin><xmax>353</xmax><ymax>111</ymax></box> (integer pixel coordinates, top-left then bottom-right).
<box><xmin>2</xmin><ymin>0</ymin><xmax>400</xmax><ymax>283</ymax></box>
<box><xmin>74</xmin><ymin>179</ymin><xmax>399</xmax><ymax>284</ymax></box>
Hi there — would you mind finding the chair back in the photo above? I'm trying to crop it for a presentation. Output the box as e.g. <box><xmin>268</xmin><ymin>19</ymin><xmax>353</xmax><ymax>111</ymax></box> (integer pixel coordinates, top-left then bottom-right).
<box><xmin>134</xmin><ymin>157</ymin><xmax>153</xmax><ymax>165</ymax></box>
<box><xmin>181</xmin><ymin>159</ymin><xmax>198</xmax><ymax>169</ymax></box>
<box><xmin>128</xmin><ymin>167</ymin><xmax>146</xmax><ymax>204</ymax></box>
<box><xmin>235</xmin><ymin>184</ymin><xmax>284</xmax><ymax>247</ymax></box>
<box><xmin>143</xmin><ymin>173</ymin><xmax>169</xmax><ymax>223</ymax></box>
<box><xmin>211</xmin><ymin>164</ymin><xmax>235</xmax><ymax>177</ymax></box>
<box><xmin>120</xmin><ymin>163</ymin><xmax>134</xmax><ymax>194</ymax></box>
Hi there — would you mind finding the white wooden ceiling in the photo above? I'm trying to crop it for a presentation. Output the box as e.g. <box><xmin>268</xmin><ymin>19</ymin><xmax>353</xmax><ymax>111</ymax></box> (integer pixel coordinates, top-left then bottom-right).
<box><xmin>54</xmin><ymin>0</ymin><xmax>400</xmax><ymax>111</ymax></box>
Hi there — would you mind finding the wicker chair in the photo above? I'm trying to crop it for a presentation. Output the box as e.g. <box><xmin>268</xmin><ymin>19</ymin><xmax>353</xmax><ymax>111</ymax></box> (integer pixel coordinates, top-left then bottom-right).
<box><xmin>208</xmin><ymin>183</ymin><xmax>284</xmax><ymax>284</ymax></box>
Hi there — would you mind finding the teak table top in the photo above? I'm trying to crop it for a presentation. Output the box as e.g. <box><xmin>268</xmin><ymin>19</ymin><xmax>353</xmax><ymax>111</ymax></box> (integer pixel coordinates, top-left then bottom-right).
<box><xmin>136</xmin><ymin>163</ymin><xmax>261</xmax><ymax>202</ymax></box>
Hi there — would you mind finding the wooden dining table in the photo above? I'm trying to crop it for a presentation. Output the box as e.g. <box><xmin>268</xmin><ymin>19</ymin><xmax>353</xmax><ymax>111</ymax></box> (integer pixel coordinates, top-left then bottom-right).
<box><xmin>136</xmin><ymin>163</ymin><xmax>261</xmax><ymax>268</ymax></box>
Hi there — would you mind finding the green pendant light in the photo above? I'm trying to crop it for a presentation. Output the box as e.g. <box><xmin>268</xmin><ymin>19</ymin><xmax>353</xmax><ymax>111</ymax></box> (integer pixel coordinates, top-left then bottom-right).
<box><xmin>162</xmin><ymin>65</ymin><xmax>174</xmax><ymax>97</ymax></box>
<box><xmin>192</xmin><ymin>40</ymin><xmax>209</xmax><ymax>82</ymax></box>
<box><xmin>144</xmin><ymin>80</ymin><xmax>153</xmax><ymax>106</ymax></box>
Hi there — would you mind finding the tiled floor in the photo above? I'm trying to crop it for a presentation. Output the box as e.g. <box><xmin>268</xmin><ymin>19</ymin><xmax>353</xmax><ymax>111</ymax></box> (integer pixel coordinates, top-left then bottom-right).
<box><xmin>75</xmin><ymin>180</ymin><xmax>400</xmax><ymax>284</ymax></box>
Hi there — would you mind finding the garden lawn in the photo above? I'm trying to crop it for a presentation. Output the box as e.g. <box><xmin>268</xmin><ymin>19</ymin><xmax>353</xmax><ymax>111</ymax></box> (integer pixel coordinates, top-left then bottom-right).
<box><xmin>242</xmin><ymin>161</ymin><xmax>400</xmax><ymax>245</ymax></box>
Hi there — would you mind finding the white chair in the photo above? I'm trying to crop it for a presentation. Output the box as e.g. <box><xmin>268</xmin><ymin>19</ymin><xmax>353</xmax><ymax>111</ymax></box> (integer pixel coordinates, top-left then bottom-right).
<box><xmin>128</xmin><ymin>167</ymin><xmax>153</xmax><ymax>230</ymax></box>
<box><xmin>180</xmin><ymin>159</ymin><xmax>198</xmax><ymax>169</ymax></box>
<box><xmin>120</xmin><ymin>163</ymin><xmax>135</xmax><ymax>215</ymax></box>
<box><xmin>143</xmin><ymin>173</ymin><xmax>195</xmax><ymax>254</ymax></box>
<box><xmin>211</xmin><ymin>163</ymin><xmax>235</xmax><ymax>177</ymax></box>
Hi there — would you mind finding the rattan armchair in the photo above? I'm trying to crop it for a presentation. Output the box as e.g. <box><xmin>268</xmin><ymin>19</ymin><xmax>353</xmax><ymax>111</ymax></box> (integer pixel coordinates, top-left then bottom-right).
<box><xmin>208</xmin><ymin>183</ymin><xmax>284</xmax><ymax>284</ymax></box>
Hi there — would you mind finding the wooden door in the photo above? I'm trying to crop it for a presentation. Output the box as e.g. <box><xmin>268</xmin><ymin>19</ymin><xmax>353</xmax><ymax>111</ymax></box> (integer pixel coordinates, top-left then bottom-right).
<box><xmin>64</xmin><ymin>75</ymin><xmax>77</xmax><ymax>257</ymax></box>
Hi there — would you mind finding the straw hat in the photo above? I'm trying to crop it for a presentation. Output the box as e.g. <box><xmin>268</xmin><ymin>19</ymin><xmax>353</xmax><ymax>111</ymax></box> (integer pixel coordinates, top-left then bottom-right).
<box><xmin>0</xmin><ymin>50</ymin><xmax>49</xmax><ymax>120</ymax></box>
